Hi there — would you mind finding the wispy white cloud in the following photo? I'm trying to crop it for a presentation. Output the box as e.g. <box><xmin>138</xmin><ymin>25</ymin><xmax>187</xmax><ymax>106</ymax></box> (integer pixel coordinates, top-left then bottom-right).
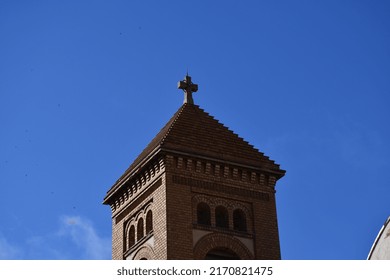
<box><xmin>0</xmin><ymin>234</ymin><xmax>20</xmax><ymax>260</ymax></box>
<box><xmin>58</xmin><ymin>216</ymin><xmax>111</xmax><ymax>259</ymax></box>
<box><xmin>1</xmin><ymin>216</ymin><xmax>111</xmax><ymax>260</ymax></box>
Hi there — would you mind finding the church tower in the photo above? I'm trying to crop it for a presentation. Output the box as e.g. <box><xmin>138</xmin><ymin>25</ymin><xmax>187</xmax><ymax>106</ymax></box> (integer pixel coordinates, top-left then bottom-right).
<box><xmin>103</xmin><ymin>75</ymin><xmax>285</xmax><ymax>260</ymax></box>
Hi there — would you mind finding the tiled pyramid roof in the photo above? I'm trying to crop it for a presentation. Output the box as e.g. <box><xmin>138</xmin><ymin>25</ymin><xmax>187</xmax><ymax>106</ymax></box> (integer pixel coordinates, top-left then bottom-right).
<box><xmin>114</xmin><ymin>103</ymin><xmax>285</xmax><ymax>186</ymax></box>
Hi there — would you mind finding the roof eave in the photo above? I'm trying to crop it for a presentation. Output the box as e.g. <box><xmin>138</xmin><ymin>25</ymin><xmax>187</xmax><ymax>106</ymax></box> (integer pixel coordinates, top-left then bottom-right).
<box><xmin>102</xmin><ymin>146</ymin><xmax>163</xmax><ymax>205</ymax></box>
<box><xmin>159</xmin><ymin>147</ymin><xmax>286</xmax><ymax>179</ymax></box>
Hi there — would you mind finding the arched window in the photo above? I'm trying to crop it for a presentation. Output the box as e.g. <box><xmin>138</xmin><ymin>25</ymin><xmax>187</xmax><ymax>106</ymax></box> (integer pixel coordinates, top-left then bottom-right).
<box><xmin>197</xmin><ymin>202</ymin><xmax>211</xmax><ymax>226</ymax></box>
<box><xmin>128</xmin><ymin>225</ymin><xmax>135</xmax><ymax>248</ymax></box>
<box><xmin>215</xmin><ymin>206</ymin><xmax>229</xmax><ymax>229</ymax></box>
<box><xmin>233</xmin><ymin>209</ymin><xmax>247</xmax><ymax>232</ymax></box>
<box><xmin>137</xmin><ymin>218</ymin><xmax>144</xmax><ymax>240</ymax></box>
<box><xmin>146</xmin><ymin>211</ymin><xmax>153</xmax><ymax>234</ymax></box>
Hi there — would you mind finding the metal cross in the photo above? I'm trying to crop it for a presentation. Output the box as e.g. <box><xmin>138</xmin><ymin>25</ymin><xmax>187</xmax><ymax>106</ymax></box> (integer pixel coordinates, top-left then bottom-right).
<box><xmin>178</xmin><ymin>74</ymin><xmax>198</xmax><ymax>104</ymax></box>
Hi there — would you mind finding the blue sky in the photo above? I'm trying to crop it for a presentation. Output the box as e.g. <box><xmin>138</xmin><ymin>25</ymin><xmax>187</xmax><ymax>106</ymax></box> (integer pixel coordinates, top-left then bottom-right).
<box><xmin>1</xmin><ymin>0</ymin><xmax>389</xmax><ymax>259</ymax></box>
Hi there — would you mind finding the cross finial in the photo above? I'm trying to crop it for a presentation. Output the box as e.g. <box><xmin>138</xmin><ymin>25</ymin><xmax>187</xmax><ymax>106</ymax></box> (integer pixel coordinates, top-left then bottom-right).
<box><xmin>178</xmin><ymin>74</ymin><xmax>198</xmax><ymax>104</ymax></box>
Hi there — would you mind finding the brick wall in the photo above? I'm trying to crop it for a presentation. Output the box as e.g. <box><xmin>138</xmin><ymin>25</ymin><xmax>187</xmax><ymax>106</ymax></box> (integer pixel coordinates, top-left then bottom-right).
<box><xmin>108</xmin><ymin>152</ymin><xmax>282</xmax><ymax>260</ymax></box>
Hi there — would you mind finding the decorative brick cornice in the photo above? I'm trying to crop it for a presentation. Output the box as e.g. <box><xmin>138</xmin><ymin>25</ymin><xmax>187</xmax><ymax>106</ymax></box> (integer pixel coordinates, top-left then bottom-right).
<box><xmin>115</xmin><ymin>180</ymin><xmax>160</xmax><ymax>224</ymax></box>
<box><xmin>167</xmin><ymin>154</ymin><xmax>279</xmax><ymax>190</ymax></box>
<box><xmin>173</xmin><ymin>175</ymin><xmax>270</xmax><ymax>201</ymax></box>
<box><xmin>107</xmin><ymin>157</ymin><xmax>164</xmax><ymax>214</ymax></box>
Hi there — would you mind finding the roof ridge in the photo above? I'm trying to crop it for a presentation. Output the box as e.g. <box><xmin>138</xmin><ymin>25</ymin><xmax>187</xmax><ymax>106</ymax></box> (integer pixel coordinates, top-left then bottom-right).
<box><xmin>160</xmin><ymin>103</ymin><xmax>187</xmax><ymax>146</ymax></box>
<box><xmin>112</xmin><ymin>104</ymin><xmax>187</xmax><ymax>184</ymax></box>
<box><xmin>194</xmin><ymin>106</ymin><xmax>266</xmax><ymax>157</ymax></box>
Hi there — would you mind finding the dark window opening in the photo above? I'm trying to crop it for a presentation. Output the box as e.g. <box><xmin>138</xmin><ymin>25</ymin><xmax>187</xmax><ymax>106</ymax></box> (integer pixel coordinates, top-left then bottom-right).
<box><xmin>146</xmin><ymin>211</ymin><xmax>153</xmax><ymax>234</ymax></box>
<box><xmin>233</xmin><ymin>209</ymin><xmax>247</xmax><ymax>232</ymax></box>
<box><xmin>128</xmin><ymin>225</ymin><xmax>135</xmax><ymax>248</ymax></box>
<box><xmin>197</xmin><ymin>202</ymin><xmax>211</xmax><ymax>226</ymax></box>
<box><xmin>137</xmin><ymin>218</ymin><xmax>144</xmax><ymax>240</ymax></box>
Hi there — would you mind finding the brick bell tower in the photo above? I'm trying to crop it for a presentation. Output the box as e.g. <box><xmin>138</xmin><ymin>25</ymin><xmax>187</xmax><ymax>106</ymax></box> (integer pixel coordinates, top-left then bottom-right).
<box><xmin>103</xmin><ymin>75</ymin><xmax>286</xmax><ymax>260</ymax></box>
